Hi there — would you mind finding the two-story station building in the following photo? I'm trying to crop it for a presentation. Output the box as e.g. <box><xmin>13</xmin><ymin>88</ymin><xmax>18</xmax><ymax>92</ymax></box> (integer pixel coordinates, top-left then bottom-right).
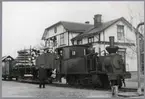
<box><xmin>42</xmin><ymin>14</ymin><xmax>138</xmax><ymax>71</ymax></box>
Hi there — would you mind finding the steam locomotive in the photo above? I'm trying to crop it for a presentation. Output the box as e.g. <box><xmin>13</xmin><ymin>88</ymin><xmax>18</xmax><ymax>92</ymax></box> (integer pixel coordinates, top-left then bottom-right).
<box><xmin>35</xmin><ymin>36</ymin><xmax>131</xmax><ymax>89</ymax></box>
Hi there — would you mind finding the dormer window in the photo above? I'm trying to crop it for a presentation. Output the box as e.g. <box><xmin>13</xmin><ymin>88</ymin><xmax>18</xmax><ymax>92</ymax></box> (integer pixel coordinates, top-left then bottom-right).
<box><xmin>54</xmin><ymin>27</ymin><xmax>57</xmax><ymax>33</ymax></box>
<box><xmin>77</xmin><ymin>39</ymin><xmax>82</xmax><ymax>45</ymax></box>
<box><xmin>88</xmin><ymin>36</ymin><xmax>94</xmax><ymax>43</ymax></box>
<box><xmin>117</xmin><ymin>25</ymin><xmax>124</xmax><ymax>40</ymax></box>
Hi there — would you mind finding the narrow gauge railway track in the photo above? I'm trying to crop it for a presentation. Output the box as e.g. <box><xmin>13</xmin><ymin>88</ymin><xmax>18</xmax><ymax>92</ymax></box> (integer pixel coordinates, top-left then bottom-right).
<box><xmin>51</xmin><ymin>82</ymin><xmax>143</xmax><ymax>92</ymax></box>
<box><xmin>9</xmin><ymin>79</ymin><xmax>142</xmax><ymax>93</ymax></box>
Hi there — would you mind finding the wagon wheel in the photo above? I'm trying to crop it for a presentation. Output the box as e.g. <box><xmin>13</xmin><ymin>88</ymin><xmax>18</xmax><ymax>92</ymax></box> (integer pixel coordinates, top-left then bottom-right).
<box><xmin>67</xmin><ymin>75</ymin><xmax>74</xmax><ymax>86</ymax></box>
<box><xmin>49</xmin><ymin>79</ymin><xmax>52</xmax><ymax>84</ymax></box>
<box><xmin>16</xmin><ymin>77</ymin><xmax>18</xmax><ymax>81</ymax></box>
<box><xmin>8</xmin><ymin>77</ymin><xmax>12</xmax><ymax>81</ymax></box>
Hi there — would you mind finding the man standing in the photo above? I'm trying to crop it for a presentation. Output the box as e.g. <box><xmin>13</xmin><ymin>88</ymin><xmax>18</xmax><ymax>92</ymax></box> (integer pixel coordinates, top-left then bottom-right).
<box><xmin>38</xmin><ymin>65</ymin><xmax>47</xmax><ymax>88</ymax></box>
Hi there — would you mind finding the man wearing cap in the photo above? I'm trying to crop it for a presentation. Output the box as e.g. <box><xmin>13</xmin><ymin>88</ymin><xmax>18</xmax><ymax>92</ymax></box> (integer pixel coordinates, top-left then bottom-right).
<box><xmin>38</xmin><ymin>65</ymin><xmax>47</xmax><ymax>88</ymax></box>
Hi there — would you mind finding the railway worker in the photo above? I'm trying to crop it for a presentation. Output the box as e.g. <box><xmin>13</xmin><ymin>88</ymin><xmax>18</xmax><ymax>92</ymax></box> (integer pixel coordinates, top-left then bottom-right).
<box><xmin>122</xmin><ymin>78</ymin><xmax>126</xmax><ymax>87</ymax></box>
<box><xmin>38</xmin><ymin>65</ymin><xmax>47</xmax><ymax>88</ymax></box>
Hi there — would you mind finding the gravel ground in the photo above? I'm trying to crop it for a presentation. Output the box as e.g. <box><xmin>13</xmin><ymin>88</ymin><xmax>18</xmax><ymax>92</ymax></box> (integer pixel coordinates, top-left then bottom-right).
<box><xmin>2</xmin><ymin>80</ymin><xmax>144</xmax><ymax>98</ymax></box>
<box><xmin>2</xmin><ymin>81</ymin><xmax>112</xmax><ymax>98</ymax></box>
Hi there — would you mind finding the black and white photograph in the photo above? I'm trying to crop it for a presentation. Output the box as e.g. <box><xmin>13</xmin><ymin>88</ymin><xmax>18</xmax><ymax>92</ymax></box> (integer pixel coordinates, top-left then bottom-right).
<box><xmin>2</xmin><ymin>1</ymin><xmax>144</xmax><ymax>98</ymax></box>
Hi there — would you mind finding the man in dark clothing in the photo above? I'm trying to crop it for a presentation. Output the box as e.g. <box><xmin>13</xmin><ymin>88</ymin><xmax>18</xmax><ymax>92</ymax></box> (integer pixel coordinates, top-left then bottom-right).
<box><xmin>122</xmin><ymin>78</ymin><xmax>126</xmax><ymax>87</ymax></box>
<box><xmin>38</xmin><ymin>66</ymin><xmax>47</xmax><ymax>88</ymax></box>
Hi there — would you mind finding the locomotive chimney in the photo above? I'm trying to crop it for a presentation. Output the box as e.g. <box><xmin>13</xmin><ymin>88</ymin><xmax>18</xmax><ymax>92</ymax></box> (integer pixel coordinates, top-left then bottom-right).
<box><xmin>109</xmin><ymin>36</ymin><xmax>115</xmax><ymax>47</ymax></box>
<box><xmin>106</xmin><ymin>36</ymin><xmax>119</xmax><ymax>54</ymax></box>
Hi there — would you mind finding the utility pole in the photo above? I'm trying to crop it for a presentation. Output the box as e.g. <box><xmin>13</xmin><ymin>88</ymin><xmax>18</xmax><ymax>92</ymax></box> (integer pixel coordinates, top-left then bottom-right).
<box><xmin>136</xmin><ymin>22</ymin><xmax>144</xmax><ymax>95</ymax></box>
<box><xmin>30</xmin><ymin>45</ymin><xmax>32</xmax><ymax>74</ymax></box>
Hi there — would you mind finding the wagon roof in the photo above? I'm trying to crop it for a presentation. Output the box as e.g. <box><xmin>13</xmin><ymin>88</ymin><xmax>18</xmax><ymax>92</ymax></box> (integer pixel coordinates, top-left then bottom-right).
<box><xmin>2</xmin><ymin>56</ymin><xmax>14</xmax><ymax>61</ymax></box>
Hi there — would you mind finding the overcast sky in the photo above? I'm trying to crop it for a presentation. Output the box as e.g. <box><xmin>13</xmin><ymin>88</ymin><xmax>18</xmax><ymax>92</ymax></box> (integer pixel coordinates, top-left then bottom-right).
<box><xmin>2</xmin><ymin>1</ymin><xmax>144</xmax><ymax>58</ymax></box>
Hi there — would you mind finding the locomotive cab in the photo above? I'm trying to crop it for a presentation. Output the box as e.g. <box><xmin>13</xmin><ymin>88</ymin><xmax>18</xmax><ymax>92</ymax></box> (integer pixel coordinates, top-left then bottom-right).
<box><xmin>55</xmin><ymin>45</ymin><xmax>93</xmax><ymax>74</ymax></box>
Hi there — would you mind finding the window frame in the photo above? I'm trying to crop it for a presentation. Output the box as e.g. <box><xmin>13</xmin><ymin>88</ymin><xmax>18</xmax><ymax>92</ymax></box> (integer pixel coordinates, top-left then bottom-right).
<box><xmin>70</xmin><ymin>50</ymin><xmax>77</xmax><ymax>58</ymax></box>
<box><xmin>53</xmin><ymin>36</ymin><xmax>57</xmax><ymax>47</ymax></box>
<box><xmin>88</xmin><ymin>36</ymin><xmax>94</xmax><ymax>43</ymax></box>
<box><xmin>54</xmin><ymin>27</ymin><xmax>57</xmax><ymax>33</ymax></box>
<box><xmin>60</xmin><ymin>33</ymin><xmax>65</xmax><ymax>45</ymax></box>
<box><xmin>77</xmin><ymin>39</ymin><xmax>82</xmax><ymax>45</ymax></box>
<box><xmin>117</xmin><ymin>25</ymin><xmax>125</xmax><ymax>40</ymax></box>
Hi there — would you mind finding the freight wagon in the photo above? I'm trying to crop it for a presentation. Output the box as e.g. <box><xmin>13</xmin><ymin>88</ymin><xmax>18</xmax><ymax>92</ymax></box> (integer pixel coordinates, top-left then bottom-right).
<box><xmin>2</xmin><ymin>56</ymin><xmax>19</xmax><ymax>80</ymax></box>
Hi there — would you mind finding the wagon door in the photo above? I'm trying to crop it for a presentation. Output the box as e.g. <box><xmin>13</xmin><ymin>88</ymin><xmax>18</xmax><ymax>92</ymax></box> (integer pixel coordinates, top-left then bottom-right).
<box><xmin>86</xmin><ymin>54</ymin><xmax>96</xmax><ymax>72</ymax></box>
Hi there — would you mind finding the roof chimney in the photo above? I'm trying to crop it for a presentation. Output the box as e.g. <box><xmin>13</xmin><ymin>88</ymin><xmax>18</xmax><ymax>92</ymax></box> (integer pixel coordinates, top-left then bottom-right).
<box><xmin>85</xmin><ymin>21</ymin><xmax>90</xmax><ymax>24</ymax></box>
<box><xmin>94</xmin><ymin>14</ymin><xmax>102</xmax><ymax>27</ymax></box>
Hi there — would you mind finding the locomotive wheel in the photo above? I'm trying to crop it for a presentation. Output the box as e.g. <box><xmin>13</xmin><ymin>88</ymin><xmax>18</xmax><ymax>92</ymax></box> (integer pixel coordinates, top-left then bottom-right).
<box><xmin>110</xmin><ymin>79</ymin><xmax>122</xmax><ymax>89</ymax></box>
<box><xmin>103</xmin><ymin>80</ymin><xmax>110</xmax><ymax>89</ymax></box>
<box><xmin>71</xmin><ymin>76</ymin><xmax>77</xmax><ymax>85</ymax></box>
<box><xmin>67</xmin><ymin>75</ymin><xmax>74</xmax><ymax>85</ymax></box>
<box><xmin>8</xmin><ymin>77</ymin><xmax>12</xmax><ymax>81</ymax></box>
<box><xmin>49</xmin><ymin>79</ymin><xmax>52</xmax><ymax>84</ymax></box>
<box><xmin>16</xmin><ymin>77</ymin><xmax>18</xmax><ymax>81</ymax></box>
<box><xmin>4</xmin><ymin>77</ymin><xmax>6</xmax><ymax>80</ymax></box>
<box><xmin>110</xmin><ymin>80</ymin><xmax>117</xmax><ymax>86</ymax></box>
<box><xmin>92</xmin><ymin>75</ymin><xmax>102</xmax><ymax>88</ymax></box>
<box><xmin>117</xmin><ymin>79</ymin><xmax>122</xmax><ymax>88</ymax></box>
<box><xmin>99</xmin><ymin>75</ymin><xmax>110</xmax><ymax>89</ymax></box>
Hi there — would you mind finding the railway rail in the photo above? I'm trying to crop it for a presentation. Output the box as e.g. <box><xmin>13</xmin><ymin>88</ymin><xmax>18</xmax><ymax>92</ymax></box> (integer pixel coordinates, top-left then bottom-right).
<box><xmin>3</xmin><ymin>78</ymin><xmax>143</xmax><ymax>93</ymax></box>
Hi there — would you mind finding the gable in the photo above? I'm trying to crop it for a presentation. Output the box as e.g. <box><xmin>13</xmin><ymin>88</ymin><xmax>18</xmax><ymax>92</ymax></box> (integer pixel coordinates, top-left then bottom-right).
<box><xmin>2</xmin><ymin>56</ymin><xmax>14</xmax><ymax>62</ymax></box>
<box><xmin>43</xmin><ymin>24</ymin><xmax>66</xmax><ymax>39</ymax></box>
<box><xmin>71</xmin><ymin>17</ymin><xmax>136</xmax><ymax>41</ymax></box>
<box><xmin>42</xmin><ymin>21</ymin><xmax>93</xmax><ymax>40</ymax></box>
<box><xmin>101</xmin><ymin>19</ymin><xmax>136</xmax><ymax>44</ymax></box>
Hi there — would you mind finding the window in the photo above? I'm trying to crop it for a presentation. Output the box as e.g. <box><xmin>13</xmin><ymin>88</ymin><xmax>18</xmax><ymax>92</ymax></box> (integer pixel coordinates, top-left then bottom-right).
<box><xmin>77</xmin><ymin>40</ymin><xmax>82</xmax><ymax>45</ymax></box>
<box><xmin>72</xmin><ymin>51</ymin><xmax>76</xmax><ymax>56</ymax></box>
<box><xmin>70</xmin><ymin>50</ymin><xmax>76</xmax><ymax>58</ymax></box>
<box><xmin>72</xmin><ymin>41</ymin><xmax>74</xmax><ymax>45</ymax></box>
<box><xmin>84</xmin><ymin>49</ymin><xmax>86</xmax><ymax>55</ymax></box>
<box><xmin>60</xmin><ymin>33</ymin><xmax>64</xmax><ymax>45</ymax></box>
<box><xmin>88</xmin><ymin>37</ymin><xmax>94</xmax><ymax>43</ymax></box>
<box><xmin>117</xmin><ymin>25</ymin><xmax>124</xmax><ymax>40</ymax></box>
<box><xmin>53</xmin><ymin>36</ymin><xmax>57</xmax><ymax>47</ymax></box>
<box><xmin>54</xmin><ymin>27</ymin><xmax>57</xmax><ymax>33</ymax></box>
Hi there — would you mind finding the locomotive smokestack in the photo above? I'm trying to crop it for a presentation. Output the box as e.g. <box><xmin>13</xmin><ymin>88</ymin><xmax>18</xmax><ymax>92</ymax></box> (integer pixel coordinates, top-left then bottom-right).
<box><xmin>106</xmin><ymin>36</ymin><xmax>119</xmax><ymax>54</ymax></box>
<box><xmin>109</xmin><ymin>36</ymin><xmax>114</xmax><ymax>47</ymax></box>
